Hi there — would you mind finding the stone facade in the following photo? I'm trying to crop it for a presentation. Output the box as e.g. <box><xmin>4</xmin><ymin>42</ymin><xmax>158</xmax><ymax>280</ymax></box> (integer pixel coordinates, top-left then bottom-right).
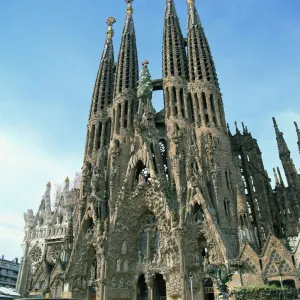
<box><xmin>17</xmin><ymin>0</ymin><xmax>300</xmax><ymax>299</ymax></box>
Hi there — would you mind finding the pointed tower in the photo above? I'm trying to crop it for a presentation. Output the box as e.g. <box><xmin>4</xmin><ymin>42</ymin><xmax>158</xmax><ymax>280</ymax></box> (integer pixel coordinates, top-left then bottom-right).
<box><xmin>273</xmin><ymin>117</ymin><xmax>300</xmax><ymax>217</ymax></box>
<box><xmin>295</xmin><ymin>121</ymin><xmax>300</xmax><ymax>153</ymax></box>
<box><xmin>185</xmin><ymin>0</ymin><xmax>239</xmax><ymax>236</ymax></box>
<box><xmin>186</xmin><ymin>0</ymin><xmax>226</xmax><ymax>131</ymax></box>
<box><xmin>162</xmin><ymin>0</ymin><xmax>188</xmax><ymax>122</ymax></box>
<box><xmin>162</xmin><ymin>0</ymin><xmax>191</xmax><ymax>207</ymax></box>
<box><xmin>108</xmin><ymin>0</ymin><xmax>139</xmax><ymax>208</ymax></box>
<box><xmin>273</xmin><ymin>118</ymin><xmax>299</xmax><ymax>187</ymax></box>
<box><xmin>112</xmin><ymin>0</ymin><xmax>139</xmax><ymax>139</ymax></box>
<box><xmin>84</xmin><ymin>17</ymin><xmax>116</xmax><ymax>165</ymax></box>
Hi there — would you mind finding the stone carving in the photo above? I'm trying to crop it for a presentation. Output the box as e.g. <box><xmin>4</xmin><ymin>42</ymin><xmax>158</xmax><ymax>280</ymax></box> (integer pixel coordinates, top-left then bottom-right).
<box><xmin>91</xmin><ymin>166</ymin><xmax>100</xmax><ymax>197</ymax></box>
<box><xmin>116</xmin><ymin>258</ymin><xmax>122</xmax><ymax>272</ymax></box>
<box><xmin>124</xmin><ymin>260</ymin><xmax>128</xmax><ymax>272</ymax></box>
<box><xmin>121</xmin><ymin>240</ymin><xmax>128</xmax><ymax>255</ymax></box>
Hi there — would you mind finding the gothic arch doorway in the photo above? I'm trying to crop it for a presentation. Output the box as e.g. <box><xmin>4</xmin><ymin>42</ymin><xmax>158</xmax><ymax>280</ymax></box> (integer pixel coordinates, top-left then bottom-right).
<box><xmin>137</xmin><ymin>274</ymin><xmax>148</xmax><ymax>300</ymax></box>
<box><xmin>153</xmin><ymin>273</ymin><xmax>166</xmax><ymax>299</ymax></box>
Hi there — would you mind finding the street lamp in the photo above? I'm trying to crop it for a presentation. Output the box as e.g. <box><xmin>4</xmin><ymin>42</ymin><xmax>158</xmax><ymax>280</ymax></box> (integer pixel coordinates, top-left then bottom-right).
<box><xmin>189</xmin><ymin>273</ymin><xmax>194</xmax><ymax>300</ymax></box>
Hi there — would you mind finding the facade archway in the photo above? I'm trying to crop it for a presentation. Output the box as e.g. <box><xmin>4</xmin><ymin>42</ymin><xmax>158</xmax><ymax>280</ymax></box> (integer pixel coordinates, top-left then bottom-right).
<box><xmin>137</xmin><ymin>274</ymin><xmax>148</xmax><ymax>300</ymax></box>
<box><xmin>153</xmin><ymin>273</ymin><xmax>166</xmax><ymax>299</ymax></box>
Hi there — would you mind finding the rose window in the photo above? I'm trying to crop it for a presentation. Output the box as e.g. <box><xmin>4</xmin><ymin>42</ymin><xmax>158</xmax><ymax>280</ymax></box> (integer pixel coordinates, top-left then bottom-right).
<box><xmin>51</xmin><ymin>246</ymin><xmax>61</xmax><ymax>261</ymax></box>
<box><xmin>30</xmin><ymin>247</ymin><xmax>42</xmax><ymax>263</ymax></box>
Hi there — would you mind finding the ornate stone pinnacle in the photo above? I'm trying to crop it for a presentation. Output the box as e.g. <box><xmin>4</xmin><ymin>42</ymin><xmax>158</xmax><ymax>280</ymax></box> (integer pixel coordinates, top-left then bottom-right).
<box><xmin>142</xmin><ymin>60</ymin><xmax>149</xmax><ymax>66</ymax></box>
<box><xmin>106</xmin><ymin>17</ymin><xmax>116</xmax><ymax>41</ymax></box>
<box><xmin>187</xmin><ymin>0</ymin><xmax>195</xmax><ymax>5</ymax></box>
<box><xmin>65</xmin><ymin>177</ymin><xmax>69</xmax><ymax>183</ymax></box>
<box><xmin>126</xmin><ymin>0</ymin><xmax>133</xmax><ymax>18</ymax></box>
<box><xmin>46</xmin><ymin>181</ymin><xmax>51</xmax><ymax>188</ymax></box>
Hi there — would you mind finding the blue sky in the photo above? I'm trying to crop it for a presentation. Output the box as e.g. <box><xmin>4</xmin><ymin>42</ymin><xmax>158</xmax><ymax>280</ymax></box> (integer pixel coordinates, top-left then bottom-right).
<box><xmin>0</xmin><ymin>0</ymin><xmax>299</xmax><ymax>260</ymax></box>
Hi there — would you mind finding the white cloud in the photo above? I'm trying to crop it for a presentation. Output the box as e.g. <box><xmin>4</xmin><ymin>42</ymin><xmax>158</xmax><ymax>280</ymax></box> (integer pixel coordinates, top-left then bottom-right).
<box><xmin>0</xmin><ymin>127</ymin><xmax>81</xmax><ymax>259</ymax></box>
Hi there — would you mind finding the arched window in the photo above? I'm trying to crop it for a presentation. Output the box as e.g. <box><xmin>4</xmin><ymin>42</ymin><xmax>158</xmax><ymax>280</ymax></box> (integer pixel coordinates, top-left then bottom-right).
<box><xmin>123</xmin><ymin>100</ymin><xmax>128</xmax><ymax>128</ymax></box>
<box><xmin>179</xmin><ymin>88</ymin><xmax>185</xmax><ymax>118</ymax></box>
<box><xmin>187</xmin><ymin>92</ymin><xmax>194</xmax><ymax>124</ymax></box>
<box><xmin>172</xmin><ymin>87</ymin><xmax>178</xmax><ymax>117</ymax></box>
<box><xmin>104</xmin><ymin>118</ymin><xmax>111</xmax><ymax>147</ymax></box>
<box><xmin>202</xmin><ymin>92</ymin><xmax>207</xmax><ymax>110</ymax></box>
<box><xmin>194</xmin><ymin>93</ymin><xmax>201</xmax><ymax>127</ymax></box>
<box><xmin>89</xmin><ymin>125</ymin><xmax>95</xmax><ymax>155</ymax></box>
<box><xmin>210</xmin><ymin>94</ymin><xmax>215</xmax><ymax>112</ymax></box>
<box><xmin>116</xmin><ymin>104</ymin><xmax>121</xmax><ymax>134</ymax></box>
<box><xmin>165</xmin><ymin>88</ymin><xmax>170</xmax><ymax>118</ymax></box>
<box><xmin>96</xmin><ymin>122</ymin><xmax>102</xmax><ymax>149</ymax></box>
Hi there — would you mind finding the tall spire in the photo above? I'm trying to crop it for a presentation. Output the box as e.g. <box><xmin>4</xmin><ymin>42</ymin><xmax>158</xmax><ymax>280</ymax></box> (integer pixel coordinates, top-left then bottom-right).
<box><xmin>186</xmin><ymin>0</ymin><xmax>219</xmax><ymax>87</ymax></box>
<box><xmin>273</xmin><ymin>168</ymin><xmax>280</xmax><ymax>187</ymax></box>
<box><xmin>295</xmin><ymin>121</ymin><xmax>300</xmax><ymax>153</ymax></box>
<box><xmin>114</xmin><ymin>0</ymin><xmax>139</xmax><ymax>97</ymax></box>
<box><xmin>272</xmin><ymin>117</ymin><xmax>291</xmax><ymax>158</ymax></box>
<box><xmin>273</xmin><ymin>117</ymin><xmax>299</xmax><ymax>188</ymax></box>
<box><xmin>89</xmin><ymin>17</ymin><xmax>116</xmax><ymax>118</ymax></box>
<box><xmin>162</xmin><ymin>0</ymin><xmax>188</xmax><ymax>79</ymax></box>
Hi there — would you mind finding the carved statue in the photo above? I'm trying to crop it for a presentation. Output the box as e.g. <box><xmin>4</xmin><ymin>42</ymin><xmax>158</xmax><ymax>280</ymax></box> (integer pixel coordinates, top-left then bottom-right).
<box><xmin>124</xmin><ymin>260</ymin><xmax>128</xmax><ymax>272</ymax></box>
<box><xmin>116</xmin><ymin>258</ymin><xmax>121</xmax><ymax>272</ymax></box>
<box><xmin>121</xmin><ymin>241</ymin><xmax>128</xmax><ymax>255</ymax></box>
<box><xmin>137</xmin><ymin>60</ymin><xmax>153</xmax><ymax>116</ymax></box>
<box><xmin>90</xmin><ymin>264</ymin><xmax>96</xmax><ymax>280</ymax></box>
<box><xmin>91</xmin><ymin>166</ymin><xmax>100</xmax><ymax>197</ymax></box>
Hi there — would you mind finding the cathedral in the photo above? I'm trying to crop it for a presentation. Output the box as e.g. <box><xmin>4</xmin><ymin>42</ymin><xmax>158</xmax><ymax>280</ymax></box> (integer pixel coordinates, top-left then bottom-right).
<box><xmin>16</xmin><ymin>0</ymin><xmax>300</xmax><ymax>299</ymax></box>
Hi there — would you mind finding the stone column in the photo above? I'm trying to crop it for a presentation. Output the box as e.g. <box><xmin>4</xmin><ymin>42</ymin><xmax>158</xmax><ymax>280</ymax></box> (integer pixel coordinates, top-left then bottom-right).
<box><xmin>177</xmin><ymin>229</ymin><xmax>187</xmax><ymax>300</ymax></box>
<box><xmin>146</xmin><ymin>277</ymin><xmax>154</xmax><ymax>300</ymax></box>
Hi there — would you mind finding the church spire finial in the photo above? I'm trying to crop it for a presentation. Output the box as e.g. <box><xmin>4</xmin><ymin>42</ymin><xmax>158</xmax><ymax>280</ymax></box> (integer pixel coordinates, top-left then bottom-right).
<box><xmin>294</xmin><ymin>121</ymin><xmax>300</xmax><ymax>153</ymax></box>
<box><xmin>125</xmin><ymin>0</ymin><xmax>134</xmax><ymax>18</ymax></box>
<box><xmin>105</xmin><ymin>17</ymin><xmax>116</xmax><ymax>43</ymax></box>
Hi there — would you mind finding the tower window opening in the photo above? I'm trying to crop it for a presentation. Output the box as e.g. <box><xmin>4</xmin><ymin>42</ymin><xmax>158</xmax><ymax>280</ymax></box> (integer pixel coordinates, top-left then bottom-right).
<box><xmin>89</xmin><ymin>125</ymin><xmax>95</xmax><ymax>155</ymax></box>
<box><xmin>187</xmin><ymin>93</ymin><xmax>194</xmax><ymax>124</ymax></box>
<box><xmin>165</xmin><ymin>88</ymin><xmax>170</xmax><ymax>118</ymax></box>
<box><xmin>96</xmin><ymin>122</ymin><xmax>102</xmax><ymax>149</ymax></box>
<box><xmin>124</xmin><ymin>100</ymin><xmax>128</xmax><ymax>128</ymax></box>
<box><xmin>210</xmin><ymin>94</ymin><xmax>215</xmax><ymax>111</ymax></box>
<box><xmin>116</xmin><ymin>103</ymin><xmax>121</xmax><ymax>134</ymax></box>
<box><xmin>224</xmin><ymin>197</ymin><xmax>231</xmax><ymax>220</ymax></box>
<box><xmin>213</xmin><ymin>116</ymin><xmax>217</xmax><ymax>128</ymax></box>
<box><xmin>225</xmin><ymin>170</ymin><xmax>230</xmax><ymax>190</ymax></box>
<box><xmin>205</xmin><ymin>114</ymin><xmax>209</xmax><ymax>126</ymax></box>
<box><xmin>104</xmin><ymin>118</ymin><xmax>111</xmax><ymax>147</ymax></box>
<box><xmin>202</xmin><ymin>92</ymin><xmax>207</xmax><ymax>110</ymax></box>
<box><xmin>179</xmin><ymin>88</ymin><xmax>185</xmax><ymax>119</ymax></box>
<box><xmin>171</xmin><ymin>87</ymin><xmax>178</xmax><ymax>117</ymax></box>
<box><xmin>194</xmin><ymin>93</ymin><xmax>201</xmax><ymax>127</ymax></box>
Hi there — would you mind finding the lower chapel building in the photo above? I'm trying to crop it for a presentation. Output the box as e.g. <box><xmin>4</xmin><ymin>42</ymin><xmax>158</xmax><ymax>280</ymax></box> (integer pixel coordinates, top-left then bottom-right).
<box><xmin>16</xmin><ymin>0</ymin><xmax>300</xmax><ymax>299</ymax></box>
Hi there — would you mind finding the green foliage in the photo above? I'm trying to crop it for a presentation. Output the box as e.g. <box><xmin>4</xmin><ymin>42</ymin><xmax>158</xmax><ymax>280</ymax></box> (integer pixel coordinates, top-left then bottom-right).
<box><xmin>231</xmin><ymin>285</ymin><xmax>297</xmax><ymax>300</ymax></box>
